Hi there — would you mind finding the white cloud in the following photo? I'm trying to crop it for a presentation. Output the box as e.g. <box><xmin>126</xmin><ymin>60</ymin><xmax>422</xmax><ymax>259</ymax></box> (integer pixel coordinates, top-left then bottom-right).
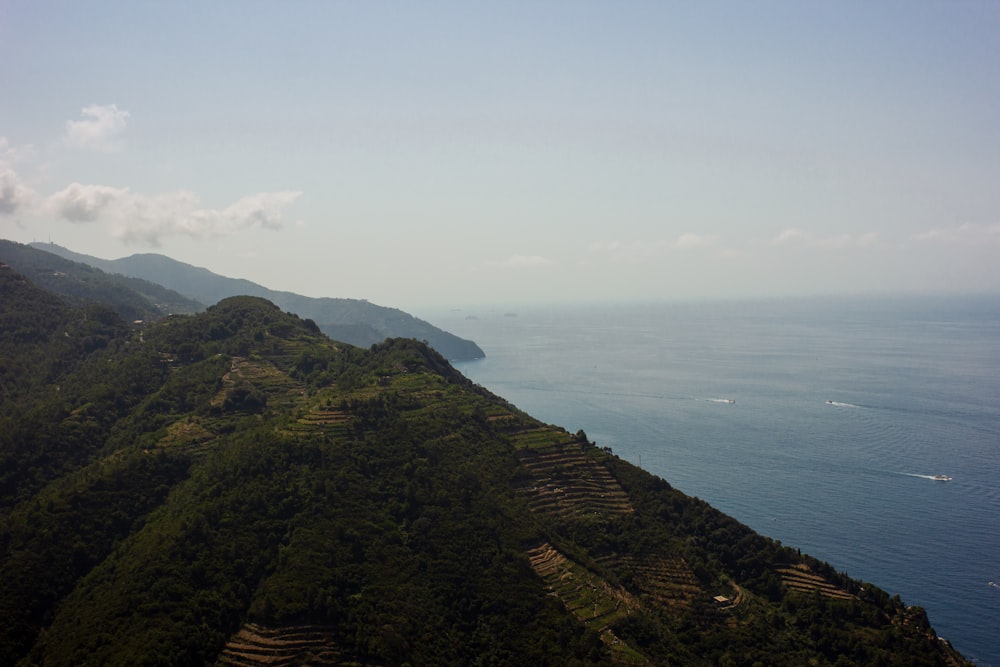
<box><xmin>189</xmin><ymin>192</ymin><xmax>294</xmax><ymax>233</ymax></box>
<box><xmin>0</xmin><ymin>137</ymin><xmax>37</xmax><ymax>215</ymax></box>
<box><xmin>48</xmin><ymin>182</ymin><xmax>129</xmax><ymax>221</ymax></box>
<box><xmin>770</xmin><ymin>228</ymin><xmax>807</xmax><ymax>245</ymax></box>
<box><xmin>673</xmin><ymin>232</ymin><xmax>720</xmax><ymax>249</ymax></box>
<box><xmin>813</xmin><ymin>234</ymin><xmax>855</xmax><ymax>250</ymax></box>
<box><xmin>769</xmin><ymin>227</ymin><xmax>879</xmax><ymax>249</ymax></box>
<box><xmin>0</xmin><ymin>166</ymin><xmax>35</xmax><ymax>215</ymax></box>
<box><xmin>589</xmin><ymin>234</ymin><xmax>720</xmax><ymax>263</ymax></box>
<box><xmin>0</xmin><ymin>136</ymin><xmax>33</xmax><ymax>164</ymax></box>
<box><xmin>119</xmin><ymin>191</ymin><xmax>302</xmax><ymax>246</ymax></box>
<box><xmin>65</xmin><ymin>104</ymin><xmax>130</xmax><ymax>152</ymax></box>
<box><xmin>589</xmin><ymin>239</ymin><xmax>668</xmax><ymax>264</ymax></box>
<box><xmin>494</xmin><ymin>254</ymin><xmax>554</xmax><ymax>268</ymax></box>
<box><xmin>589</xmin><ymin>240</ymin><xmax>622</xmax><ymax>253</ymax></box>
<box><xmin>856</xmin><ymin>232</ymin><xmax>879</xmax><ymax>247</ymax></box>
<box><xmin>46</xmin><ymin>184</ymin><xmax>302</xmax><ymax>246</ymax></box>
<box><xmin>913</xmin><ymin>223</ymin><xmax>1000</xmax><ymax>244</ymax></box>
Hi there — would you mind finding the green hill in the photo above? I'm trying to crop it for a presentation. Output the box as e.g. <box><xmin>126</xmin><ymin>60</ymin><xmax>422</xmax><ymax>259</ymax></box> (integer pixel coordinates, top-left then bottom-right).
<box><xmin>28</xmin><ymin>241</ymin><xmax>485</xmax><ymax>361</ymax></box>
<box><xmin>0</xmin><ymin>266</ymin><xmax>970</xmax><ymax>666</ymax></box>
<box><xmin>1</xmin><ymin>240</ymin><xmax>203</xmax><ymax>321</ymax></box>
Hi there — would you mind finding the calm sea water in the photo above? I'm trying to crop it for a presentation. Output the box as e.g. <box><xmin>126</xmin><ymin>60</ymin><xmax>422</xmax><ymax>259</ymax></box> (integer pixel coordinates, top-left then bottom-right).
<box><xmin>428</xmin><ymin>295</ymin><xmax>1000</xmax><ymax>666</ymax></box>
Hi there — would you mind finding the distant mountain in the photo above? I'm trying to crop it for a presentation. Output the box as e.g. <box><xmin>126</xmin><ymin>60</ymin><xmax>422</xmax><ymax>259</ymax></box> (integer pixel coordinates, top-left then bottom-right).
<box><xmin>0</xmin><ymin>240</ymin><xmax>203</xmax><ymax>322</ymax></box>
<box><xmin>0</xmin><ymin>271</ymin><xmax>971</xmax><ymax>666</ymax></box>
<box><xmin>28</xmin><ymin>242</ymin><xmax>485</xmax><ymax>361</ymax></box>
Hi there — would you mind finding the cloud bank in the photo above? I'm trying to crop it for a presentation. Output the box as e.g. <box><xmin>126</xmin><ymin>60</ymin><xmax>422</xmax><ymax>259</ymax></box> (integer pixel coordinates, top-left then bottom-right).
<box><xmin>47</xmin><ymin>183</ymin><xmax>302</xmax><ymax>246</ymax></box>
<box><xmin>65</xmin><ymin>104</ymin><xmax>130</xmax><ymax>152</ymax></box>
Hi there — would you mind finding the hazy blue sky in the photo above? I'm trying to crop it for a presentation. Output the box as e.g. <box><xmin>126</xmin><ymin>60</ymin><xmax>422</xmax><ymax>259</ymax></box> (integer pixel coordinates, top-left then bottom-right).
<box><xmin>2</xmin><ymin>1</ymin><xmax>998</xmax><ymax>311</ymax></box>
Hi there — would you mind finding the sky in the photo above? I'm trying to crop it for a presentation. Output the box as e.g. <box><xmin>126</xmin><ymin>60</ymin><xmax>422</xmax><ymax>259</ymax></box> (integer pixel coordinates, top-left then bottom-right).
<box><xmin>2</xmin><ymin>1</ymin><xmax>999</xmax><ymax>312</ymax></box>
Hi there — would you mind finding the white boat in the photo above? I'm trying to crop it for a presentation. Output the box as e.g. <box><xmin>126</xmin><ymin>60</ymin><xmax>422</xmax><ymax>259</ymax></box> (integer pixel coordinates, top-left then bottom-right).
<box><xmin>931</xmin><ymin>474</ymin><xmax>952</xmax><ymax>481</ymax></box>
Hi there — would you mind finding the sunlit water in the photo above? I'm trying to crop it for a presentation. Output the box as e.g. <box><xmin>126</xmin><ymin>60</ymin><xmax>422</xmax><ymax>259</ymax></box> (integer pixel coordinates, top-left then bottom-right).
<box><xmin>428</xmin><ymin>295</ymin><xmax>1000</xmax><ymax>665</ymax></box>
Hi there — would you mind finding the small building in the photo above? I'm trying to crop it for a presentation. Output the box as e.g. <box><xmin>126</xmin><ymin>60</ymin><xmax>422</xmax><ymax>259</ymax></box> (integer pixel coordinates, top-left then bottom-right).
<box><xmin>713</xmin><ymin>595</ymin><xmax>732</xmax><ymax>607</ymax></box>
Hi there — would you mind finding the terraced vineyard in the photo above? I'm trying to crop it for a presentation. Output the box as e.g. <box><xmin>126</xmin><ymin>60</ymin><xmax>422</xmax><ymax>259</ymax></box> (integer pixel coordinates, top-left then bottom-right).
<box><xmin>216</xmin><ymin>624</ymin><xmax>341</xmax><ymax>666</ymax></box>
<box><xmin>150</xmin><ymin>354</ymin><xmax>310</xmax><ymax>455</ymax></box>
<box><xmin>778</xmin><ymin>564</ymin><xmax>855</xmax><ymax>600</ymax></box>
<box><xmin>601</xmin><ymin>553</ymin><xmax>702</xmax><ymax>610</ymax></box>
<box><xmin>526</xmin><ymin>543</ymin><xmax>645</xmax><ymax>664</ymax></box>
<box><xmin>286</xmin><ymin>404</ymin><xmax>354</xmax><ymax>438</ymax></box>
<box><xmin>215</xmin><ymin>355</ymin><xmax>307</xmax><ymax>409</ymax></box>
<box><xmin>155</xmin><ymin>417</ymin><xmax>218</xmax><ymax>454</ymax></box>
<box><xmin>511</xmin><ymin>427</ymin><xmax>633</xmax><ymax>521</ymax></box>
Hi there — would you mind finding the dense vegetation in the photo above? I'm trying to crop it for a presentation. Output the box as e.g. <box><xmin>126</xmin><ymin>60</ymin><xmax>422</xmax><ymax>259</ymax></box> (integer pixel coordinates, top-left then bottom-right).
<box><xmin>0</xmin><ymin>265</ymin><xmax>969</xmax><ymax>666</ymax></box>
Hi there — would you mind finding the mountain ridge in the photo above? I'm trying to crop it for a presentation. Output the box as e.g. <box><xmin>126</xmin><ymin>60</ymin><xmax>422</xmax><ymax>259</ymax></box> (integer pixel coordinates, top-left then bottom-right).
<box><xmin>27</xmin><ymin>241</ymin><xmax>485</xmax><ymax>361</ymax></box>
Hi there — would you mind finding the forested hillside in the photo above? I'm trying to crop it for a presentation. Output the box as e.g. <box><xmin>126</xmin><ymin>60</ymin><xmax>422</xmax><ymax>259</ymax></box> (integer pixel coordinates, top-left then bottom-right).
<box><xmin>1</xmin><ymin>240</ymin><xmax>203</xmax><ymax>321</ymax></box>
<box><xmin>0</xmin><ymin>266</ymin><xmax>970</xmax><ymax>666</ymax></box>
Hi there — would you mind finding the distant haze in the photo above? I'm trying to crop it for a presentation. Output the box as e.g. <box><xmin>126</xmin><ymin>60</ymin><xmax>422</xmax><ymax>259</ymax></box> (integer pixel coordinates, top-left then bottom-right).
<box><xmin>2</xmin><ymin>2</ymin><xmax>998</xmax><ymax>311</ymax></box>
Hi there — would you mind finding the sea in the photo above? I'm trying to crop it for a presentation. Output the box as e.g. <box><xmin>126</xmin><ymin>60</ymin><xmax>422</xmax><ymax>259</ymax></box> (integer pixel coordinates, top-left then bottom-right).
<box><xmin>426</xmin><ymin>295</ymin><xmax>1000</xmax><ymax>666</ymax></box>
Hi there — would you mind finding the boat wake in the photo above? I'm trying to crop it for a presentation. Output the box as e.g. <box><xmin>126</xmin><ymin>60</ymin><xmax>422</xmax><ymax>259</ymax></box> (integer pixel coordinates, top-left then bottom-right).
<box><xmin>825</xmin><ymin>400</ymin><xmax>860</xmax><ymax>408</ymax></box>
<box><xmin>898</xmin><ymin>472</ymin><xmax>953</xmax><ymax>482</ymax></box>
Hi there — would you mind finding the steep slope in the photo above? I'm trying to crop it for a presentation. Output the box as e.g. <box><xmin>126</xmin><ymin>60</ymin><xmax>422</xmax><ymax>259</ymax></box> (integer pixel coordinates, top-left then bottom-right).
<box><xmin>0</xmin><ymin>277</ymin><xmax>971</xmax><ymax>666</ymax></box>
<box><xmin>0</xmin><ymin>263</ymin><xmax>158</xmax><ymax>507</ymax></box>
<box><xmin>29</xmin><ymin>242</ymin><xmax>485</xmax><ymax>361</ymax></box>
<box><xmin>1</xmin><ymin>240</ymin><xmax>203</xmax><ymax>321</ymax></box>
